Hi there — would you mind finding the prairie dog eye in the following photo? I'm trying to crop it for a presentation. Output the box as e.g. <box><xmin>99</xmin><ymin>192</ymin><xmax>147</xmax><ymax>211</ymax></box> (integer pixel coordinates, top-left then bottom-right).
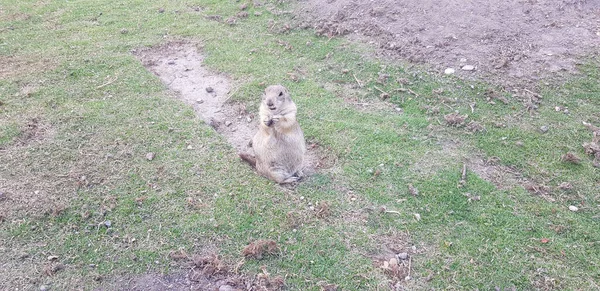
<box><xmin>278</xmin><ymin>92</ymin><xmax>283</xmax><ymax>97</ymax></box>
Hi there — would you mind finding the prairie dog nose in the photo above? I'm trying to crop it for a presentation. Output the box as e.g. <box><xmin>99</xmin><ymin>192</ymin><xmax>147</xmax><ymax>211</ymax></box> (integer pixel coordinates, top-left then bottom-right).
<box><xmin>267</xmin><ymin>101</ymin><xmax>274</xmax><ymax>107</ymax></box>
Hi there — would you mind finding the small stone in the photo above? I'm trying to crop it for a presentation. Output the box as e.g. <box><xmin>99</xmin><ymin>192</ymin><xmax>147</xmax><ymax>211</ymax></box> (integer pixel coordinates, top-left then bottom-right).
<box><xmin>146</xmin><ymin>152</ymin><xmax>155</xmax><ymax>161</ymax></box>
<box><xmin>219</xmin><ymin>285</ymin><xmax>237</xmax><ymax>291</ymax></box>
<box><xmin>225</xmin><ymin>121</ymin><xmax>232</xmax><ymax>127</ymax></box>
<box><xmin>569</xmin><ymin>205</ymin><xmax>578</xmax><ymax>212</ymax></box>
<box><xmin>167</xmin><ymin>60</ymin><xmax>175</xmax><ymax>65</ymax></box>
<box><xmin>462</xmin><ymin>65</ymin><xmax>475</xmax><ymax>71</ymax></box>
<box><xmin>563</xmin><ymin>109</ymin><xmax>569</xmax><ymax>114</ymax></box>
<box><xmin>48</xmin><ymin>255</ymin><xmax>59</xmax><ymax>261</ymax></box>
<box><xmin>205</xmin><ymin>86</ymin><xmax>214</xmax><ymax>93</ymax></box>
<box><xmin>389</xmin><ymin>257</ymin><xmax>398</xmax><ymax>266</ymax></box>
<box><xmin>460</xmin><ymin>58</ymin><xmax>467</xmax><ymax>62</ymax></box>
<box><xmin>397</xmin><ymin>252</ymin><xmax>409</xmax><ymax>260</ymax></box>
<box><xmin>540</xmin><ymin>126</ymin><xmax>549</xmax><ymax>133</ymax></box>
<box><xmin>405</xmin><ymin>276</ymin><xmax>411</xmax><ymax>281</ymax></box>
<box><xmin>444</xmin><ymin>68</ymin><xmax>455</xmax><ymax>75</ymax></box>
<box><xmin>104</xmin><ymin>220</ymin><xmax>112</xmax><ymax>227</ymax></box>
<box><xmin>196</xmin><ymin>99</ymin><xmax>204</xmax><ymax>104</ymax></box>
<box><xmin>158</xmin><ymin>8</ymin><xmax>165</xmax><ymax>13</ymax></box>
<box><xmin>246</xmin><ymin>116</ymin><xmax>252</xmax><ymax>123</ymax></box>
<box><xmin>40</xmin><ymin>285</ymin><xmax>49</xmax><ymax>291</ymax></box>
<box><xmin>395</xmin><ymin>107</ymin><xmax>404</xmax><ymax>113</ymax></box>
<box><xmin>299</xmin><ymin>196</ymin><xmax>305</xmax><ymax>200</ymax></box>
<box><xmin>34</xmin><ymin>190</ymin><xmax>40</xmax><ymax>195</ymax></box>
<box><xmin>187</xmin><ymin>145</ymin><xmax>193</xmax><ymax>150</ymax></box>
<box><xmin>120</xmin><ymin>28</ymin><xmax>128</xmax><ymax>34</ymax></box>
<box><xmin>414</xmin><ymin>213</ymin><xmax>421</xmax><ymax>221</ymax></box>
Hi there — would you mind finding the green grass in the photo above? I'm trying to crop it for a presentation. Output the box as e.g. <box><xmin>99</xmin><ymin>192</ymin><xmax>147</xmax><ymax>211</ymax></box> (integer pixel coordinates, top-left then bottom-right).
<box><xmin>1</xmin><ymin>0</ymin><xmax>599</xmax><ymax>290</ymax></box>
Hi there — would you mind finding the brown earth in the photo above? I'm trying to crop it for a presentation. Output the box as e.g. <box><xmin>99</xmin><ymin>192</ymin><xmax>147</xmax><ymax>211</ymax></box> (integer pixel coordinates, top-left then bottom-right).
<box><xmin>297</xmin><ymin>0</ymin><xmax>600</xmax><ymax>88</ymax></box>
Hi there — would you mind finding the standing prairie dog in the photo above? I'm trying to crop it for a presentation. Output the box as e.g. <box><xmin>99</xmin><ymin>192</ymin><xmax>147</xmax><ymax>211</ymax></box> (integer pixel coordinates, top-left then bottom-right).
<box><xmin>239</xmin><ymin>85</ymin><xmax>306</xmax><ymax>184</ymax></box>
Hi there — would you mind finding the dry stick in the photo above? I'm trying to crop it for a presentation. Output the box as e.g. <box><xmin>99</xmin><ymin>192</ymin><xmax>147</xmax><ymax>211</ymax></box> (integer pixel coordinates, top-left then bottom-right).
<box><xmin>223</xmin><ymin>86</ymin><xmax>240</xmax><ymax>104</ymax></box>
<box><xmin>373</xmin><ymin>86</ymin><xmax>389</xmax><ymax>95</ymax></box>
<box><xmin>408</xmin><ymin>256</ymin><xmax>412</xmax><ymax>279</ymax></box>
<box><xmin>384</xmin><ymin>210</ymin><xmax>401</xmax><ymax>215</ymax></box>
<box><xmin>459</xmin><ymin>163</ymin><xmax>467</xmax><ymax>187</ymax></box>
<box><xmin>395</xmin><ymin>87</ymin><xmax>419</xmax><ymax>97</ymax></box>
<box><xmin>353</xmin><ymin>73</ymin><xmax>363</xmax><ymax>88</ymax></box>
<box><xmin>96</xmin><ymin>77</ymin><xmax>118</xmax><ymax>89</ymax></box>
<box><xmin>524</xmin><ymin>88</ymin><xmax>541</xmax><ymax>98</ymax></box>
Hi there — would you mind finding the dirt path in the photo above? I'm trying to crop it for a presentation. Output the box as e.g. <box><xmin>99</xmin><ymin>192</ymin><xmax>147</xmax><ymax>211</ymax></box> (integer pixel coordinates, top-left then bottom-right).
<box><xmin>298</xmin><ymin>0</ymin><xmax>600</xmax><ymax>88</ymax></box>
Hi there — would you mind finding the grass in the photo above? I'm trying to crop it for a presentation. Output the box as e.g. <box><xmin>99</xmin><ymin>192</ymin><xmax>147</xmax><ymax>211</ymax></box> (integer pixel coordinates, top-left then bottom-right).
<box><xmin>1</xmin><ymin>0</ymin><xmax>599</xmax><ymax>290</ymax></box>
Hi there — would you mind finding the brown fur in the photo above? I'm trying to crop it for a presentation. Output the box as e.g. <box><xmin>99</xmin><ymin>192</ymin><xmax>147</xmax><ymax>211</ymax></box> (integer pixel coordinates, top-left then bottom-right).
<box><xmin>240</xmin><ymin>85</ymin><xmax>306</xmax><ymax>183</ymax></box>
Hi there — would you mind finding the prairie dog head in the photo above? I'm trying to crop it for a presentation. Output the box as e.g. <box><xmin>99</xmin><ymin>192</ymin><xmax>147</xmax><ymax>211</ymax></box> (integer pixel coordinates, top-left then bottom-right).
<box><xmin>262</xmin><ymin>85</ymin><xmax>293</xmax><ymax>113</ymax></box>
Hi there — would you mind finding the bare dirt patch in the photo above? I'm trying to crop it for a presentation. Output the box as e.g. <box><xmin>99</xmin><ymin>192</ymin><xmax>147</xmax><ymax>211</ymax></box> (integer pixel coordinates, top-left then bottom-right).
<box><xmin>297</xmin><ymin>0</ymin><xmax>600</xmax><ymax>88</ymax></box>
<box><xmin>0</xmin><ymin>55</ymin><xmax>58</xmax><ymax>79</ymax></box>
<box><xmin>134</xmin><ymin>41</ymin><xmax>326</xmax><ymax>181</ymax></box>
<box><xmin>100</xmin><ymin>253</ymin><xmax>285</xmax><ymax>291</ymax></box>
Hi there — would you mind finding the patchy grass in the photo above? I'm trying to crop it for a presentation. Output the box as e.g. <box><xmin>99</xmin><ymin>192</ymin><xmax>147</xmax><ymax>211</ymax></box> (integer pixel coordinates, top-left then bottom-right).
<box><xmin>1</xmin><ymin>0</ymin><xmax>599</xmax><ymax>290</ymax></box>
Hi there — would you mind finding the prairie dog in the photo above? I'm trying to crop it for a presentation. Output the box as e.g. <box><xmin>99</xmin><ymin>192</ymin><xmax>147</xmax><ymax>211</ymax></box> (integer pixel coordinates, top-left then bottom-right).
<box><xmin>240</xmin><ymin>85</ymin><xmax>306</xmax><ymax>183</ymax></box>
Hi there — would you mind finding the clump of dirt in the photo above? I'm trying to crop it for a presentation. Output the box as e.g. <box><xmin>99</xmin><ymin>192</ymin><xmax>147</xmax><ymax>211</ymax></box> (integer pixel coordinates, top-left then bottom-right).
<box><xmin>443</xmin><ymin>112</ymin><xmax>468</xmax><ymax>127</ymax></box>
<box><xmin>582</xmin><ymin>121</ymin><xmax>600</xmax><ymax>166</ymax></box>
<box><xmin>369</xmin><ymin>231</ymin><xmax>418</xmax><ymax>288</ymax></box>
<box><xmin>561</xmin><ymin>152</ymin><xmax>582</xmax><ymax>164</ymax></box>
<box><xmin>101</xmin><ymin>252</ymin><xmax>286</xmax><ymax>290</ymax></box>
<box><xmin>296</xmin><ymin>0</ymin><xmax>600</xmax><ymax>88</ymax></box>
<box><xmin>242</xmin><ymin>239</ymin><xmax>279</xmax><ymax>259</ymax></box>
<box><xmin>134</xmin><ymin>41</ymin><xmax>325</xmax><ymax>182</ymax></box>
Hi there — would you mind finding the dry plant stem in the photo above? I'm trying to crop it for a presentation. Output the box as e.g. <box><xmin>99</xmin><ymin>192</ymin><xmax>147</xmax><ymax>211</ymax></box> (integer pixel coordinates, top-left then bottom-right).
<box><xmin>353</xmin><ymin>73</ymin><xmax>363</xmax><ymax>87</ymax></box>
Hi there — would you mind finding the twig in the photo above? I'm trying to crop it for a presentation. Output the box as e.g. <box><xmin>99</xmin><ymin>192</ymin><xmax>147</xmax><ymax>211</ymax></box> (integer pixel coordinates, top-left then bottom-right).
<box><xmin>408</xmin><ymin>256</ymin><xmax>412</xmax><ymax>279</ymax></box>
<box><xmin>394</xmin><ymin>87</ymin><xmax>419</xmax><ymax>97</ymax></box>
<box><xmin>223</xmin><ymin>85</ymin><xmax>240</xmax><ymax>104</ymax></box>
<box><xmin>373</xmin><ymin>86</ymin><xmax>389</xmax><ymax>95</ymax></box>
<box><xmin>384</xmin><ymin>210</ymin><xmax>401</xmax><ymax>215</ymax></box>
<box><xmin>469</xmin><ymin>103</ymin><xmax>475</xmax><ymax>113</ymax></box>
<box><xmin>458</xmin><ymin>163</ymin><xmax>467</xmax><ymax>187</ymax></box>
<box><xmin>96</xmin><ymin>76</ymin><xmax>118</xmax><ymax>89</ymax></box>
<box><xmin>353</xmin><ymin>73</ymin><xmax>363</xmax><ymax>88</ymax></box>
<box><xmin>524</xmin><ymin>88</ymin><xmax>541</xmax><ymax>98</ymax></box>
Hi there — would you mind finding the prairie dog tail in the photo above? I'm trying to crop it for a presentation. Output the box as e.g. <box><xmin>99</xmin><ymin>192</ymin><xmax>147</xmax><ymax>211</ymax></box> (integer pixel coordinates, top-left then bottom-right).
<box><xmin>239</xmin><ymin>153</ymin><xmax>256</xmax><ymax>168</ymax></box>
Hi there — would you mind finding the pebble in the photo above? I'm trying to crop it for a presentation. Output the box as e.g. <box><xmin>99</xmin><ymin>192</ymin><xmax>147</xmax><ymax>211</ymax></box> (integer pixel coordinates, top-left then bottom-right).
<box><xmin>205</xmin><ymin>87</ymin><xmax>214</xmax><ymax>93</ymax></box>
<box><xmin>569</xmin><ymin>205</ymin><xmax>578</xmax><ymax>212</ymax></box>
<box><xmin>187</xmin><ymin>145</ymin><xmax>193</xmax><ymax>150</ymax></box>
<box><xmin>104</xmin><ymin>220</ymin><xmax>112</xmax><ymax>227</ymax></box>
<box><xmin>540</xmin><ymin>126</ymin><xmax>549</xmax><ymax>133</ymax></box>
<box><xmin>414</xmin><ymin>213</ymin><xmax>421</xmax><ymax>221</ymax></box>
<box><xmin>167</xmin><ymin>60</ymin><xmax>175</xmax><ymax>65</ymax></box>
<box><xmin>196</xmin><ymin>99</ymin><xmax>204</xmax><ymax>104</ymax></box>
<box><xmin>462</xmin><ymin>65</ymin><xmax>475</xmax><ymax>71</ymax></box>
<box><xmin>48</xmin><ymin>255</ymin><xmax>59</xmax><ymax>261</ymax></box>
<box><xmin>444</xmin><ymin>68</ymin><xmax>455</xmax><ymax>75</ymax></box>
<box><xmin>146</xmin><ymin>152</ymin><xmax>155</xmax><ymax>161</ymax></box>
<box><xmin>225</xmin><ymin>121</ymin><xmax>232</xmax><ymax>127</ymax></box>
<box><xmin>40</xmin><ymin>285</ymin><xmax>49</xmax><ymax>291</ymax></box>
<box><xmin>0</xmin><ymin>191</ymin><xmax>5</xmax><ymax>200</ymax></box>
<box><xmin>219</xmin><ymin>285</ymin><xmax>237</xmax><ymax>291</ymax></box>
<box><xmin>397</xmin><ymin>252</ymin><xmax>409</xmax><ymax>260</ymax></box>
